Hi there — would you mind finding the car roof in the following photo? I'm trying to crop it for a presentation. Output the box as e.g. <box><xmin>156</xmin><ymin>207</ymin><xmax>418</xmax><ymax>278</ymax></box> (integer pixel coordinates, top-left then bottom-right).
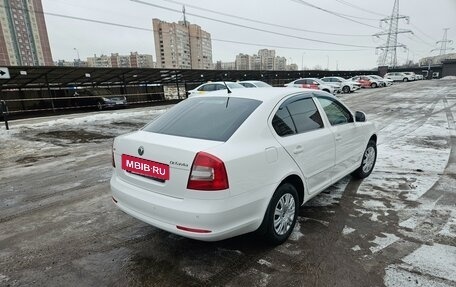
<box><xmin>193</xmin><ymin>87</ymin><xmax>320</xmax><ymax>102</ymax></box>
<box><xmin>239</xmin><ymin>80</ymin><xmax>264</xmax><ymax>83</ymax></box>
<box><xmin>200</xmin><ymin>81</ymin><xmax>238</xmax><ymax>85</ymax></box>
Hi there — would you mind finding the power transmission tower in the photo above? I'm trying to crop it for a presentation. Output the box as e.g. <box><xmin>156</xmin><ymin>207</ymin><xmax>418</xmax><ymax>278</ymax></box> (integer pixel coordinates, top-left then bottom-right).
<box><xmin>375</xmin><ymin>0</ymin><xmax>412</xmax><ymax>67</ymax></box>
<box><xmin>431</xmin><ymin>28</ymin><xmax>454</xmax><ymax>55</ymax></box>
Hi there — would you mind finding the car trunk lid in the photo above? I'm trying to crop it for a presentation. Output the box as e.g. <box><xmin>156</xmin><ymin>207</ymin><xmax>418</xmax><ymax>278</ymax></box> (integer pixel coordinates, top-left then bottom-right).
<box><xmin>114</xmin><ymin>131</ymin><xmax>223</xmax><ymax>199</ymax></box>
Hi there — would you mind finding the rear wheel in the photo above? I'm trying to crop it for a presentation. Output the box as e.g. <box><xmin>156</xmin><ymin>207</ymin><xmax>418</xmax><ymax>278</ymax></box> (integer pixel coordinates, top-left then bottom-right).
<box><xmin>260</xmin><ymin>183</ymin><xmax>299</xmax><ymax>245</ymax></box>
<box><xmin>403</xmin><ymin>78</ymin><xmax>408</xmax><ymax>82</ymax></box>
<box><xmin>342</xmin><ymin>86</ymin><xmax>351</xmax><ymax>93</ymax></box>
<box><xmin>371</xmin><ymin>82</ymin><xmax>378</xmax><ymax>88</ymax></box>
<box><xmin>353</xmin><ymin>140</ymin><xmax>377</xmax><ymax>179</ymax></box>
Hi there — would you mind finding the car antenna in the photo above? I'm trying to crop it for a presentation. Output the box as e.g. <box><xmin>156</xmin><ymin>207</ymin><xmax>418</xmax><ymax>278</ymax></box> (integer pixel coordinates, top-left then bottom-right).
<box><xmin>223</xmin><ymin>81</ymin><xmax>232</xmax><ymax>94</ymax></box>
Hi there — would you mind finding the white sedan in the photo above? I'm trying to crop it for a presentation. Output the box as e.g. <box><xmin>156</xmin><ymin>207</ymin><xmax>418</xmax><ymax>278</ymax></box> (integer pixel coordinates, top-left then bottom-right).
<box><xmin>284</xmin><ymin>78</ymin><xmax>337</xmax><ymax>94</ymax></box>
<box><xmin>321</xmin><ymin>76</ymin><xmax>361</xmax><ymax>93</ymax></box>
<box><xmin>111</xmin><ymin>88</ymin><xmax>377</xmax><ymax>244</ymax></box>
<box><xmin>187</xmin><ymin>81</ymin><xmax>245</xmax><ymax>97</ymax></box>
<box><xmin>238</xmin><ymin>80</ymin><xmax>272</xmax><ymax>88</ymax></box>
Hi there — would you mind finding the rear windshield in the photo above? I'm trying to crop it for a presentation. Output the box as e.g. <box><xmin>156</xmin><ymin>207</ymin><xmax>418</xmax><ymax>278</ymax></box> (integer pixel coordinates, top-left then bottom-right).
<box><xmin>143</xmin><ymin>97</ymin><xmax>262</xmax><ymax>141</ymax></box>
<box><xmin>253</xmin><ymin>81</ymin><xmax>272</xmax><ymax>87</ymax></box>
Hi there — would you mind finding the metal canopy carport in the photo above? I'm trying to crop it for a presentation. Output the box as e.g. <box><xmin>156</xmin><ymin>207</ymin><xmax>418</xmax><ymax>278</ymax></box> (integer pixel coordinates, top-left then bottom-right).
<box><xmin>0</xmin><ymin>66</ymin><xmax>377</xmax><ymax>90</ymax></box>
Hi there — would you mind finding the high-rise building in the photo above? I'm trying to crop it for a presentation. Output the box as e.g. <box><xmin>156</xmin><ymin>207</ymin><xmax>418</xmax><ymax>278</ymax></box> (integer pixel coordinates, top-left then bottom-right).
<box><xmin>274</xmin><ymin>56</ymin><xmax>287</xmax><ymax>71</ymax></box>
<box><xmin>235</xmin><ymin>53</ymin><xmax>252</xmax><ymax>70</ymax></box>
<box><xmin>87</xmin><ymin>54</ymin><xmax>111</xmax><ymax>67</ymax></box>
<box><xmin>258</xmin><ymin>49</ymin><xmax>276</xmax><ymax>70</ymax></box>
<box><xmin>153</xmin><ymin>18</ymin><xmax>212</xmax><ymax>69</ymax></box>
<box><xmin>86</xmin><ymin>52</ymin><xmax>154</xmax><ymax>68</ymax></box>
<box><xmin>130</xmin><ymin>52</ymin><xmax>154</xmax><ymax>68</ymax></box>
<box><xmin>0</xmin><ymin>0</ymin><xmax>53</xmax><ymax>66</ymax></box>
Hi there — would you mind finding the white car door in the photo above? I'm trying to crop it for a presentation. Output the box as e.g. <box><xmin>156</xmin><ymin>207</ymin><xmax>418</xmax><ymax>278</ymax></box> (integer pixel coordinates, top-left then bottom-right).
<box><xmin>314</xmin><ymin>94</ymin><xmax>365</xmax><ymax>181</ymax></box>
<box><xmin>271</xmin><ymin>93</ymin><xmax>336</xmax><ymax>195</ymax></box>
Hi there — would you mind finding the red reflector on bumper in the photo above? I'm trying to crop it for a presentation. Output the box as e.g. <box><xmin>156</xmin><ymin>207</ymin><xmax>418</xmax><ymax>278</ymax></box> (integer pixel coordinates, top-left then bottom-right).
<box><xmin>112</xmin><ymin>196</ymin><xmax>118</xmax><ymax>203</ymax></box>
<box><xmin>176</xmin><ymin>225</ymin><xmax>212</xmax><ymax>233</ymax></box>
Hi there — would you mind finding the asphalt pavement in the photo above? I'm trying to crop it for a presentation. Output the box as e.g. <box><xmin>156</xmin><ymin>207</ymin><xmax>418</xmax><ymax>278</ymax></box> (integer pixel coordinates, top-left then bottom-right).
<box><xmin>0</xmin><ymin>79</ymin><xmax>455</xmax><ymax>287</ymax></box>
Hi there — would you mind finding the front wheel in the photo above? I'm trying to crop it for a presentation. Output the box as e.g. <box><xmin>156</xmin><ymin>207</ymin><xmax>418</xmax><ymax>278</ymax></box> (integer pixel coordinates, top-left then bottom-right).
<box><xmin>260</xmin><ymin>183</ymin><xmax>299</xmax><ymax>245</ymax></box>
<box><xmin>403</xmin><ymin>78</ymin><xmax>408</xmax><ymax>82</ymax></box>
<box><xmin>353</xmin><ymin>140</ymin><xmax>377</xmax><ymax>179</ymax></box>
<box><xmin>371</xmin><ymin>82</ymin><xmax>378</xmax><ymax>88</ymax></box>
<box><xmin>342</xmin><ymin>86</ymin><xmax>351</xmax><ymax>93</ymax></box>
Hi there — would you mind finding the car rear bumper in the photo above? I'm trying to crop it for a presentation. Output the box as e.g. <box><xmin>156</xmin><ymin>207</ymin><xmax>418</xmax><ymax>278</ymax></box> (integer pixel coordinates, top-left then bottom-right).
<box><xmin>110</xmin><ymin>172</ymin><xmax>271</xmax><ymax>241</ymax></box>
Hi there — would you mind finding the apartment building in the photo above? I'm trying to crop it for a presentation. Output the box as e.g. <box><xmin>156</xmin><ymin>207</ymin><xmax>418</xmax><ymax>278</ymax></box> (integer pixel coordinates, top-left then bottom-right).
<box><xmin>153</xmin><ymin>18</ymin><xmax>212</xmax><ymax>69</ymax></box>
<box><xmin>87</xmin><ymin>52</ymin><xmax>154</xmax><ymax>68</ymax></box>
<box><xmin>0</xmin><ymin>0</ymin><xmax>53</xmax><ymax>66</ymax></box>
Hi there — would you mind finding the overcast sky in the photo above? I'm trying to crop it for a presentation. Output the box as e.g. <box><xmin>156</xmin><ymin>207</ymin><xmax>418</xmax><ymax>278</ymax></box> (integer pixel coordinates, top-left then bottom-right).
<box><xmin>42</xmin><ymin>0</ymin><xmax>456</xmax><ymax>70</ymax></box>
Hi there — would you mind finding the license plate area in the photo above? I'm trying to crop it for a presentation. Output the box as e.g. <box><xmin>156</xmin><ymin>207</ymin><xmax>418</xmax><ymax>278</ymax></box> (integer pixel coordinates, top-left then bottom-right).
<box><xmin>121</xmin><ymin>154</ymin><xmax>170</xmax><ymax>180</ymax></box>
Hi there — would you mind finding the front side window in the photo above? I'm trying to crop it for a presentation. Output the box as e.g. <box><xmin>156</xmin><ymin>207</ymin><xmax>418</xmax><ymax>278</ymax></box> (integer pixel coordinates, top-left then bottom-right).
<box><xmin>272</xmin><ymin>95</ymin><xmax>323</xmax><ymax>136</ymax></box>
<box><xmin>316</xmin><ymin>96</ymin><xmax>353</xmax><ymax>126</ymax></box>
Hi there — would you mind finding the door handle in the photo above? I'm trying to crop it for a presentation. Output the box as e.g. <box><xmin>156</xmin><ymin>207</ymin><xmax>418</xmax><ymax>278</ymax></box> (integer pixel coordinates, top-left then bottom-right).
<box><xmin>293</xmin><ymin>145</ymin><xmax>304</xmax><ymax>154</ymax></box>
<box><xmin>335</xmin><ymin>134</ymin><xmax>342</xmax><ymax>141</ymax></box>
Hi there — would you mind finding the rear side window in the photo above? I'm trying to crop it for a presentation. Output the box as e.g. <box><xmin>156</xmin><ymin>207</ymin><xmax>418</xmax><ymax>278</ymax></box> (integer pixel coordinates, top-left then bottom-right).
<box><xmin>143</xmin><ymin>97</ymin><xmax>261</xmax><ymax>141</ymax></box>
<box><xmin>272</xmin><ymin>96</ymin><xmax>323</xmax><ymax>136</ymax></box>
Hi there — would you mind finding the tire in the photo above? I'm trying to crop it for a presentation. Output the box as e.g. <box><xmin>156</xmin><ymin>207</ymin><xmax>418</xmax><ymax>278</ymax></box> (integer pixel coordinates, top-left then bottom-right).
<box><xmin>259</xmin><ymin>183</ymin><xmax>299</xmax><ymax>245</ymax></box>
<box><xmin>403</xmin><ymin>78</ymin><xmax>408</xmax><ymax>82</ymax></box>
<box><xmin>353</xmin><ymin>140</ymin><xmax>377</xmax><ymax>179</ymax></box>
<box><xmin>371</xmin><ymin>82</ymin><xmax>378</xmax><ymax>88</ymax></box>
<box><xmin>342</xmin><ymin>86</ymin><xmax>351</xmax><ymax>93</ymax></box>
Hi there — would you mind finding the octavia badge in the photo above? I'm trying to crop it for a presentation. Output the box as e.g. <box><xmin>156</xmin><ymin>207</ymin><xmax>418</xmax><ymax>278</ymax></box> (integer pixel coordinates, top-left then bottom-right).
<box><xmin>138</xmin><ymin>146</ymin><xmax>144</xmax><ymax>156</ymax></box>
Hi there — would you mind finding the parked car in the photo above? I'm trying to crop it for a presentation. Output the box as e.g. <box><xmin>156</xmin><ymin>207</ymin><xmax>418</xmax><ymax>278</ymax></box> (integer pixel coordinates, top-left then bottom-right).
<box><xmin>187</xmin><ymin>81</ymin><xmax>245</xmax><ymax>97</ymax></box>
<box><xmin>349</xmin><ymin>76</ymin><xmax>381</xmax><ymax>88</ymax></box>
<box><xmin>321</xmin><ymin>76</ymin><xmax>361</xmax><ymax>93</ymax></box>
<box><xmin>384</xmin><ymin>72</ymin><xmax>414</xmax><ymax>82</ymax></box>
<box><xmin>368</xmin><ymin>75</ymin><xmax>393</xmax><ymax>87</ymax></box>
<box><xmin>284</xmin><ymin>78</ymin><xmax>337</xmax><ymax>94</ymax></box>
<box><xmin>111</xmin><ymin>87</ymin><xmax>377</xmax><ymax>244</ymax></box>
<box><xmin>415</xmin><ymin>74</ymin><xmax>424</xmax><ymax>80</ymax></box>
<box><xmin>72</xmin><ymin>88</ymin><xmax>128</xmax><ymax>110</ymax></box>
<box><xmin>403</xmin><ymin>72</ymin><xmax>416</xmax><ymax>81</ymax></box>
<box><xmin>238</xmin><ymin>80</ymin><xmax>272</xmax><ymax>88</ymax></box>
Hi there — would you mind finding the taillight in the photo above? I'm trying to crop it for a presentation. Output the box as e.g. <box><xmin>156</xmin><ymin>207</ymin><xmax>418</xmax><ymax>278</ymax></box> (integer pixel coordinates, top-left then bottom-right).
<box><xmin>112</xmin><ymin>145</ymin><xmax>116</xmax><ymax>167</ymax></box>
<box><xmin>187</xmin><ymin>152</ymin><xmax>229</xmax><ymax>191</ymax></box>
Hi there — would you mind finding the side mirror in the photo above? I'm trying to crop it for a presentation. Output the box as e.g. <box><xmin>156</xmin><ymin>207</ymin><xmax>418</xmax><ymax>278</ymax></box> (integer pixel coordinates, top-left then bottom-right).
<box><xmin>355</xmin><ymin>111</ymin><xmax>366</xmax><ymax>122</ymax></box>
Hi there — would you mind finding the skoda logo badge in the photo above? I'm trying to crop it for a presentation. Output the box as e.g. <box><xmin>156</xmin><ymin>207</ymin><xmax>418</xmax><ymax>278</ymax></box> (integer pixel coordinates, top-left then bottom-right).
<box><xmin>138</xmin><ymin>146</ymin><xmax>144</xmax><ymax>156</ymax></box>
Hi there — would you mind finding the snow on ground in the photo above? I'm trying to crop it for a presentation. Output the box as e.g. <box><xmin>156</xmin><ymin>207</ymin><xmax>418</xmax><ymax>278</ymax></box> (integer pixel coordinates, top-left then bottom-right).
<box><xmin>342</xmin><ymin>225</ymin><xmax>356</xmax><ymax>235</ymax></box>
<box><xmin>439</xmin><ymin>211</ymin><xmax>456</xmax><ymax>238</ymax></box>
<box><xmin>385</xmin><ymin>244</ymin><xmax>456</xmax><ymax>287</ymax></box>
<box><xmin>402</xmin><ymin>244</ymin><xmax>456</xmax><ymax>282</ymax></box>
<box><xmin>358</xmin><ymin>98</ymin><xmax>451</xmax><ymax>205</ymax></box>
<box><xmin>384</xmin><ymin>265</ymin><xmax>454</xmax><ymax>287</ymax></box>
<box><xmin>440</xmin><ymin>76</ymin><xmax>456</xmax><ymax>80</ymax></box>
<box><xmin>0</xmin><ymin>107</ymin><xmax>169</xmax><ymax>172</ymax></box>
<box><xmin>369</xmin><ymin>233</ymin><xmax>400</xmax><ymax>254</ymax></box>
